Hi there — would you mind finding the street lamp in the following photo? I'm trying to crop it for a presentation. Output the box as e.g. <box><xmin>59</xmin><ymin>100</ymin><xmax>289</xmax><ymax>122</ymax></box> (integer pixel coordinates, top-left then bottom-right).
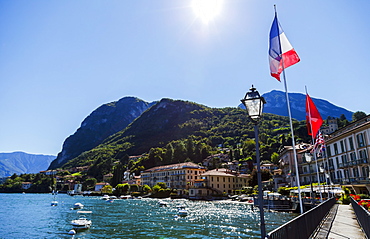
<box><xmin>304</xmin><ymin>152</ymin><xmax>314</xmax><ymax>206</ymax></box>
<box><xmin>241</xmin><ymin>85</ymin><xmax>266</xmax><ymax>239</ymax></box>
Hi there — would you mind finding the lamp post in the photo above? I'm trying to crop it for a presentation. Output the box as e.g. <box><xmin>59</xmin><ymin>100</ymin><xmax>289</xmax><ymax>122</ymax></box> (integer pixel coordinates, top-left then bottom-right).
<box><xmin>304</xmin><ymin>152</ymin><xmax>314</xmax><ymax>206</ymax></box>
<box><xmin>241</xmin><ymin>85</ymin><xmax>266</xmax><ymax>239</ymax></box>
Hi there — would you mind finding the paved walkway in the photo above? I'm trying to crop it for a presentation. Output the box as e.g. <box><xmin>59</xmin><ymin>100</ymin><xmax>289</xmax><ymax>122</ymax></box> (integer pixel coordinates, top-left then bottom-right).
<box><xmin>324</xmin><ymin>204</ymin><xmax>366</xmax><ymax>239</ymax></box>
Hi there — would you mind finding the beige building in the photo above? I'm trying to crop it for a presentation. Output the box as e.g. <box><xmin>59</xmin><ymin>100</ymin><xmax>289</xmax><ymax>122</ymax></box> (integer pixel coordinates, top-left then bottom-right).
<box><xmin>189</xmin><ymin>168</ymin><xmax>250</xmax><ymax>199</ymax></box>
<box><xmin>140</xmin><ymin>162</ymin><xmax>206</xmax><ymax>195</ymax></box>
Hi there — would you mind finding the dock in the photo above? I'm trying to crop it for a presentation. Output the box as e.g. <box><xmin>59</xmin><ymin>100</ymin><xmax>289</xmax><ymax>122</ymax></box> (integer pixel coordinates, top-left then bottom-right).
<box><xmin>314</xmin><ymin>204</ymin><xmax>366</xmax><ymax>239</ymax></box>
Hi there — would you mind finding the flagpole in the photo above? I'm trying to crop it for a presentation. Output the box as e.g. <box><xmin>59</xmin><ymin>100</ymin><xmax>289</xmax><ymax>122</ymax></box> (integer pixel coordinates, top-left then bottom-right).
<box><xmin>275</xmin><ymin>5</ymin><xmax>304</xmax><ymax>214</ymax></box>
<box><xmin>305</xmin><ymin>86</ymin><xmax>323</xmax><ymax>202</ymax></box>
<box><xmin>322</xmin><ymin>136</ymin><xmax>333</xmax><ymax>198</ymax></box>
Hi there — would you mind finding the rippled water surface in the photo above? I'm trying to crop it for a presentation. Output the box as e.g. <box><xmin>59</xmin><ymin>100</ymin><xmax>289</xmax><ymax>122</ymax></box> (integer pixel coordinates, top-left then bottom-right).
<box><xmin>0</xmin><ymin>193</ymin><xmax>297</xmax><ymax>238</ymax></box>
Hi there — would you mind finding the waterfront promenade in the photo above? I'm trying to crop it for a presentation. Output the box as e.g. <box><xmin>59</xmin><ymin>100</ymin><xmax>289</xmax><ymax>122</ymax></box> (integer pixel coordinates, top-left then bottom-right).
<box><xmin>314</xmin><ymin>204</ymin><xmax>366</xmax><ymax>239</ymax></box>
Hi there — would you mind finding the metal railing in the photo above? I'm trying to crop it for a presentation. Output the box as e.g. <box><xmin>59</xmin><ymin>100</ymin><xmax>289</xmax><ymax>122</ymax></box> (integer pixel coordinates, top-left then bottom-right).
<box><xmin>267</xmin><ymin>197</ymin><xmax>336</xmax><ymax>239</ymax></box>
<box><xmin>350</xmin><ymin>197</ymin><xmax>370</xmax><ymax>237</ymax></box>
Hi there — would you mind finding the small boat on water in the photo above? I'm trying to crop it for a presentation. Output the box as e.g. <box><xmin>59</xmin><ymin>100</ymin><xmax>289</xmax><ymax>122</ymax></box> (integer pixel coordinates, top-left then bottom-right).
<box><xmin>71</xmin><ymin>211</ymin><xmax>92</xmax><ymax>230</ymax></box>
<box><xmin>177</xmin><ymin>205</ymin><xmax>188</xmax><ymax>217</ymax></box>
<box><xmin>120</xmin><ymin>195</ymin><xmax>132</xmax><ymax>199</ymax></box>
<box><xmin>73</xmin><ymin>202</ymin><xmax>84</xmax><ymax>210</ymax></box>
<box><xmin>100</xmin><ymin>195</ymin><xmax>110</xmax><ymax>200</ymax></box>
<box><xmin>159</xmin><ymin>200</ymin><xmax>168</xmax><ymax>207</ymax></box>
<box><xmin>51</xmin><ymin>190</ymin><xmax>58</xmax><ymax>206</ymax></box>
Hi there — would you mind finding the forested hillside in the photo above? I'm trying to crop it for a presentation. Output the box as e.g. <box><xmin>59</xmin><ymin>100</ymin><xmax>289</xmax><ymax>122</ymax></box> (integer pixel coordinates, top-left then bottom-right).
<box><xmin>61</xmin><ymin>99</ymin><xmax>311</xmax><ymax>181</ymax></box>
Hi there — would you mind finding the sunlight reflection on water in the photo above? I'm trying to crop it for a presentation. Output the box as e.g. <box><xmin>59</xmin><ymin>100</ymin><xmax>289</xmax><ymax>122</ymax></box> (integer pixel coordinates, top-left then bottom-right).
<box><xmin>0</xmin><ymin>194</ymin><xmax>297</xmax><ymax>239</ymax></box>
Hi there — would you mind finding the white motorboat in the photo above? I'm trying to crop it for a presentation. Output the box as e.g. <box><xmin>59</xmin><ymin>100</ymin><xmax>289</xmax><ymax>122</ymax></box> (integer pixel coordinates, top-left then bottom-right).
<box><xmin>73</xmin><ymin>202</ymin><xmax>84</xmax><ymax>210</ymax></box>
<box><xmin>71</xmin><ymin>211</ymin><xmax>92</xmax><ymax>230</ymax></box>
<box><xmin>120</xmin><ymin>195</ymin><xmax>132</xmax><ymax>199</ymax></box>
<box><xmin>51</xmin><ymin>190</ymin><xmax>58</xmax><ymax>206</ymax></box>
<box><xmin>100</xmin><ymin>195</ymin><xmax>110</xmax><ymax>200</ymax></box>
<box><xmin>177</xmin><ymin>206</ymin><xmax>188</xmax><ymax>217</ymax></box>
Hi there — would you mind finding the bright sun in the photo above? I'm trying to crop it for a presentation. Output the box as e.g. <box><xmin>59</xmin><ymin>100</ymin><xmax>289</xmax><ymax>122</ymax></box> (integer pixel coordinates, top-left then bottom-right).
<box><xmin>192</xmin><ymin>0</ymin><xmax>223</xmax><ymax>24</ymax></box>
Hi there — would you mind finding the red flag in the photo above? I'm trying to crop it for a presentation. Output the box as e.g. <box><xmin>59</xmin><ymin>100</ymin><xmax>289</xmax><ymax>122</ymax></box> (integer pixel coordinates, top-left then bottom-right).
<box><xmin>306</xmin><ymin>94</ymin><xmax>323</xmax><ymax>137</ymax></box>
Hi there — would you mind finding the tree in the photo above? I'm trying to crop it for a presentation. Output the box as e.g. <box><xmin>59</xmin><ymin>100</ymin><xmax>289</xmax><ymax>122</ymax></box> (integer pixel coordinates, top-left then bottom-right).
<box><xmin>115</xmin><ymin>184</ymin><xmax>126</xmax><ymax>195</ymax></box>
<box><xmin>164</xmin><ymin>143</ymin><xmax>174</xmax><ymax>164</ymax></box>
<box><xmin>271</xmin><ymin>152</ymin><xmax>280</xmax><ymax>165</ymax></box>
<box><xmin>84</xmin><ymin>178</ymin><xmax>97</xmax><ymax>190</ymax></box>
<box><xmin>186</xmin><ymin>138</ymin><xmax>195</xmax><ymax>160</ymax></box>
<box><xmin>111</xmin><ymin>163</ymin><xmax>124</xmax><ymax>187</ymax></box>
<box><xmin>142</xmin><ymin>184</ymin><xmax>151</xmax><ymax>194</ymax></box>
<box><xmin>247</xmin><ymin>169</ymin><xmax>272</xmax><ymax>187</ymax></box>
<box><xmin>174</xmin><ymin>141</ymin><xmax>187</xmax><ymax>163</ymax></box>
<box><xmin>352</xmin><ymin>111</ymin><xmax>367</xmax><ymax>122</ymax></box>
<box><xmin>130</xmin><ymin>184</ymin><xmax>139</xmax><ymax>192</ymax></box>
<box><xmin>101</xmin><ymin>185</ymin><xmax>113</xmax><ymax>194</ymax></box>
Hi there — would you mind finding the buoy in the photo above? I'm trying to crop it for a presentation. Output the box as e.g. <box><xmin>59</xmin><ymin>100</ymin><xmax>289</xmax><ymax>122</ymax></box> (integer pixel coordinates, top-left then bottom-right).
<box><xmin>68</xmin><ymin>229</ymin><xmax>76</xmax><ymax>235</ymax></box>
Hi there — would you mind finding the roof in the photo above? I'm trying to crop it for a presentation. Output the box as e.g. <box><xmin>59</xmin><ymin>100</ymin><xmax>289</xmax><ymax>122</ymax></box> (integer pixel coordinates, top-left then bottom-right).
<box><xmin>201</xmin><ymin>168</ymin><xmax>237</xmax><ymax>177</ymax></box>
<box><xmin>143</xmin><ymin>162</ymin><xmax>205</xmax><ymax>173</ymax></box>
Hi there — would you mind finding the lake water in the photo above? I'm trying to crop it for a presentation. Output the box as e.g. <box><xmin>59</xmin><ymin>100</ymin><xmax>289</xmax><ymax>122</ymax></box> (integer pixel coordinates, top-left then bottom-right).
<box><xmin>0</xmin><ymin>193</ymin><xmax>297</xmax><ymax>238</ymax></box>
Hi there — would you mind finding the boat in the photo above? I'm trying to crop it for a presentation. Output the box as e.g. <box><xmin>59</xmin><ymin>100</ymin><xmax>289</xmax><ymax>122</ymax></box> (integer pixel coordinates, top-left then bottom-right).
<box><xmin>119</xmin><ymin>195</ymin><xmax>132</xmax><ymax>199</ymax></box>
<box><xmin>177</xmin><ymin>205</ymin><xmax>188</xmax><ymax>217</ymax></box>
<box><xmin>159</xmin><ymin>200</ymin><xmax>168</xmax><ymax>207</ymax></box>
<box><xmin>51</xmin><ymin>190</ymin><xmax>58</xmax><ymax>206</ymax></box>
<box><xmin>100</xmin><ymin>195</ymin><xmax>110</xmax><ymax>200</ymax></box>
<box><xmin>73</xmin><ymin>202</ymin><xmax>84</xmax><ymax>210</ymax></box>
<box><xmin>71</xmin><ymin>211</ymin><xmax>92</xmax><ymax>230</ymax></box>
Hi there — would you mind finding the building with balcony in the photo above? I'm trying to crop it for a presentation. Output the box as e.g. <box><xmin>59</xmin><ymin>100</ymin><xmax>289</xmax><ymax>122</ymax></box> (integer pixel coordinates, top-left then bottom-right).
<box><xmin>189</xmin><ymin>168</ymin><xmax>250</xmax><ymax>199</ymax></box>
<box><xmin>325</xmin><ymin>115</ymin><xmax>370</xmax><ymax>194</ymax></box>
<box><xmin>278</xmin><ymin>143</ymin><xmax>310</xmax><ymax>187</ymax></box>
<box><xmin>140</xmin><ymin>162</ymin><xmax>206</xmax><ymax>195</ymax></box>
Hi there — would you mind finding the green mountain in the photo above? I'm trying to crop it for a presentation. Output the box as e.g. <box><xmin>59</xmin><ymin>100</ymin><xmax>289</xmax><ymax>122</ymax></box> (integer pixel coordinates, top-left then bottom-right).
<box><xmin>60</xmin><ymin>98</ymin><xmax>304</xmax><ymax>179</ymax></box>
<box><xmin>48</xmin><ymin>97</ymin><xmax>156</xmax><ymax>169</ymax></box>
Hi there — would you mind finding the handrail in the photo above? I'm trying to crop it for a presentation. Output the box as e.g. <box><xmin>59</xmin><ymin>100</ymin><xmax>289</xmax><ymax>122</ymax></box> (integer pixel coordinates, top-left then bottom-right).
<box><xmin>267</xmin><ymin>198</ymin><xmax>336</xmax><ymax>239</ymax></box>
<box><xmin>350</xmin><ymin>197</ymin><xmax>370</xmax><ymax>237</ymax></box>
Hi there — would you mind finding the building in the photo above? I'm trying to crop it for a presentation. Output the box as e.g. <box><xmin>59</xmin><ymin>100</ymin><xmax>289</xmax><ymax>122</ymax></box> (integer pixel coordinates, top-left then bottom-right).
<box><xmin>321</xmin><ymin>118</ymin><xmax>338</xmax><ymax>135</ymax></box>
<box><xmin>21</xmin><ymin>182</ymin><xmax>32</xmax><ymax>190</ymax></box>
<box><xmin>140</xmin><ymin>162</ymin><xmax>206</xmax><ymax>195</ymax></box>
<box><xmin>94</xmin><ymin>182</ymin><xmax>110</xmax><ymax>192</ymax></box>
<box><xmin>325</xmin><ymin>115</ymin><xmax>370</xmax><ymax>194</ymax></box>
<box><xmin>189</xmin><ymin>168</ymin><xmax>250</xmax><ymax>198</ymax></box>
<box><xmin>277</xmin><ymin>143</ymin><xmax>310</xmax><ymax>187</ymax></box>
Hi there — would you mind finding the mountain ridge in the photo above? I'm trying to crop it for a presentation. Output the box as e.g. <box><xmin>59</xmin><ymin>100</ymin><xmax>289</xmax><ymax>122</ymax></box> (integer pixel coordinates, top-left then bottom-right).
<box><xmin>0</xmin><ymin>152</ymin><xmax>55</xmax><ymax>177</ymax></box>
<box><xmin>261</xmin><ymin>90</ymin><xmax>353</xmax><ymax>121</ymax></box>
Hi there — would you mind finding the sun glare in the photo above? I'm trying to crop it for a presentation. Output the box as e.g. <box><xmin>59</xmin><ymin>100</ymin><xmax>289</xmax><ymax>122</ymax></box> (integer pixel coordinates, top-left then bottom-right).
<box><xmin>192</xmin><ymin>0</ymin><xmax>223</xmax><ymax>24</ymax></box>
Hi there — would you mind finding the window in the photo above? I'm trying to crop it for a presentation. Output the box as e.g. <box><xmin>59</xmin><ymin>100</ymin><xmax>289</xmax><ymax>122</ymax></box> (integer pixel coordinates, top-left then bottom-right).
<box><xmin>359</xmin><ymin>150</ymin><xmax>368</xmax><ymax>160</ymax></box>
<box><xmin>334</xmin><ymin>143</ymin><xmax>338</xmax><ymax>155</ymax></box>
<box><xmin>340</xmin><ymin>140</ymin><xmax>345</xmax><ymax>153</ymax></box>
<box><xmin>327</xmin><ymin>145</ymin><xmax>332</xmax><ymax>157</ymax></box>
<box><xmin>350</xmin><ymin>152</ymin><xmax>357</xmax><ymax>161</ymax></box>
<box><xmin>357</xmin><ymin>133</ymin><xmax>365</xmax><ymax>147</ymax></box>
<box><xmin>349</xmin><ymin>137</ymin><xmax>354</xmax><ymax>150</ymax></box>
<box><xmin>353</xmin><ymin>168</ymin><xmax>359</xmax><ymax>178</ymax></box>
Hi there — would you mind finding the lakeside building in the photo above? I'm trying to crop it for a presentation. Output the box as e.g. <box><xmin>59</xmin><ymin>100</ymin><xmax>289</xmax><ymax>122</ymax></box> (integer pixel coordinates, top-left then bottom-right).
<box><xmin>324</xmin><ymin>115</ymin><xmax>370</xmax><ymax>194</ymax></box>
<box><xmin>277</xmin><ymin>115</ymin><xmax>370</xmax><ymax>195</ymax></box>
<box><xmin>188</xmin><ymin>168</ymin><xmax>250</xmax><ymax>199</ymax></box>
<box><xmin>277</xmin><ymin>143</ymin><xmax>310</xmax><ymax>187</ymax></box>
<box><xmin>140</xmin><ymin>162</ymin><xmax>206</xmax><ymax>195</ymax></box>
<box><xmin>94</xmin><ymin>182</ymin><xmax>110</xmax><ymax>192</ymax></box>
<box><xmin>21</xmin><ymin>182</ymin><xmax>32</xmax><ymax>190</ymax></box>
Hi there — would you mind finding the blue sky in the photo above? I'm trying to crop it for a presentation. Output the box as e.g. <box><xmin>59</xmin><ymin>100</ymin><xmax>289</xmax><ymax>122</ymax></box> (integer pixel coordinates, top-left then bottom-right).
<box><xmin>1</xmin><ymin>0</ymin><xmax>369</xmax><ymax>156</ymax></box>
